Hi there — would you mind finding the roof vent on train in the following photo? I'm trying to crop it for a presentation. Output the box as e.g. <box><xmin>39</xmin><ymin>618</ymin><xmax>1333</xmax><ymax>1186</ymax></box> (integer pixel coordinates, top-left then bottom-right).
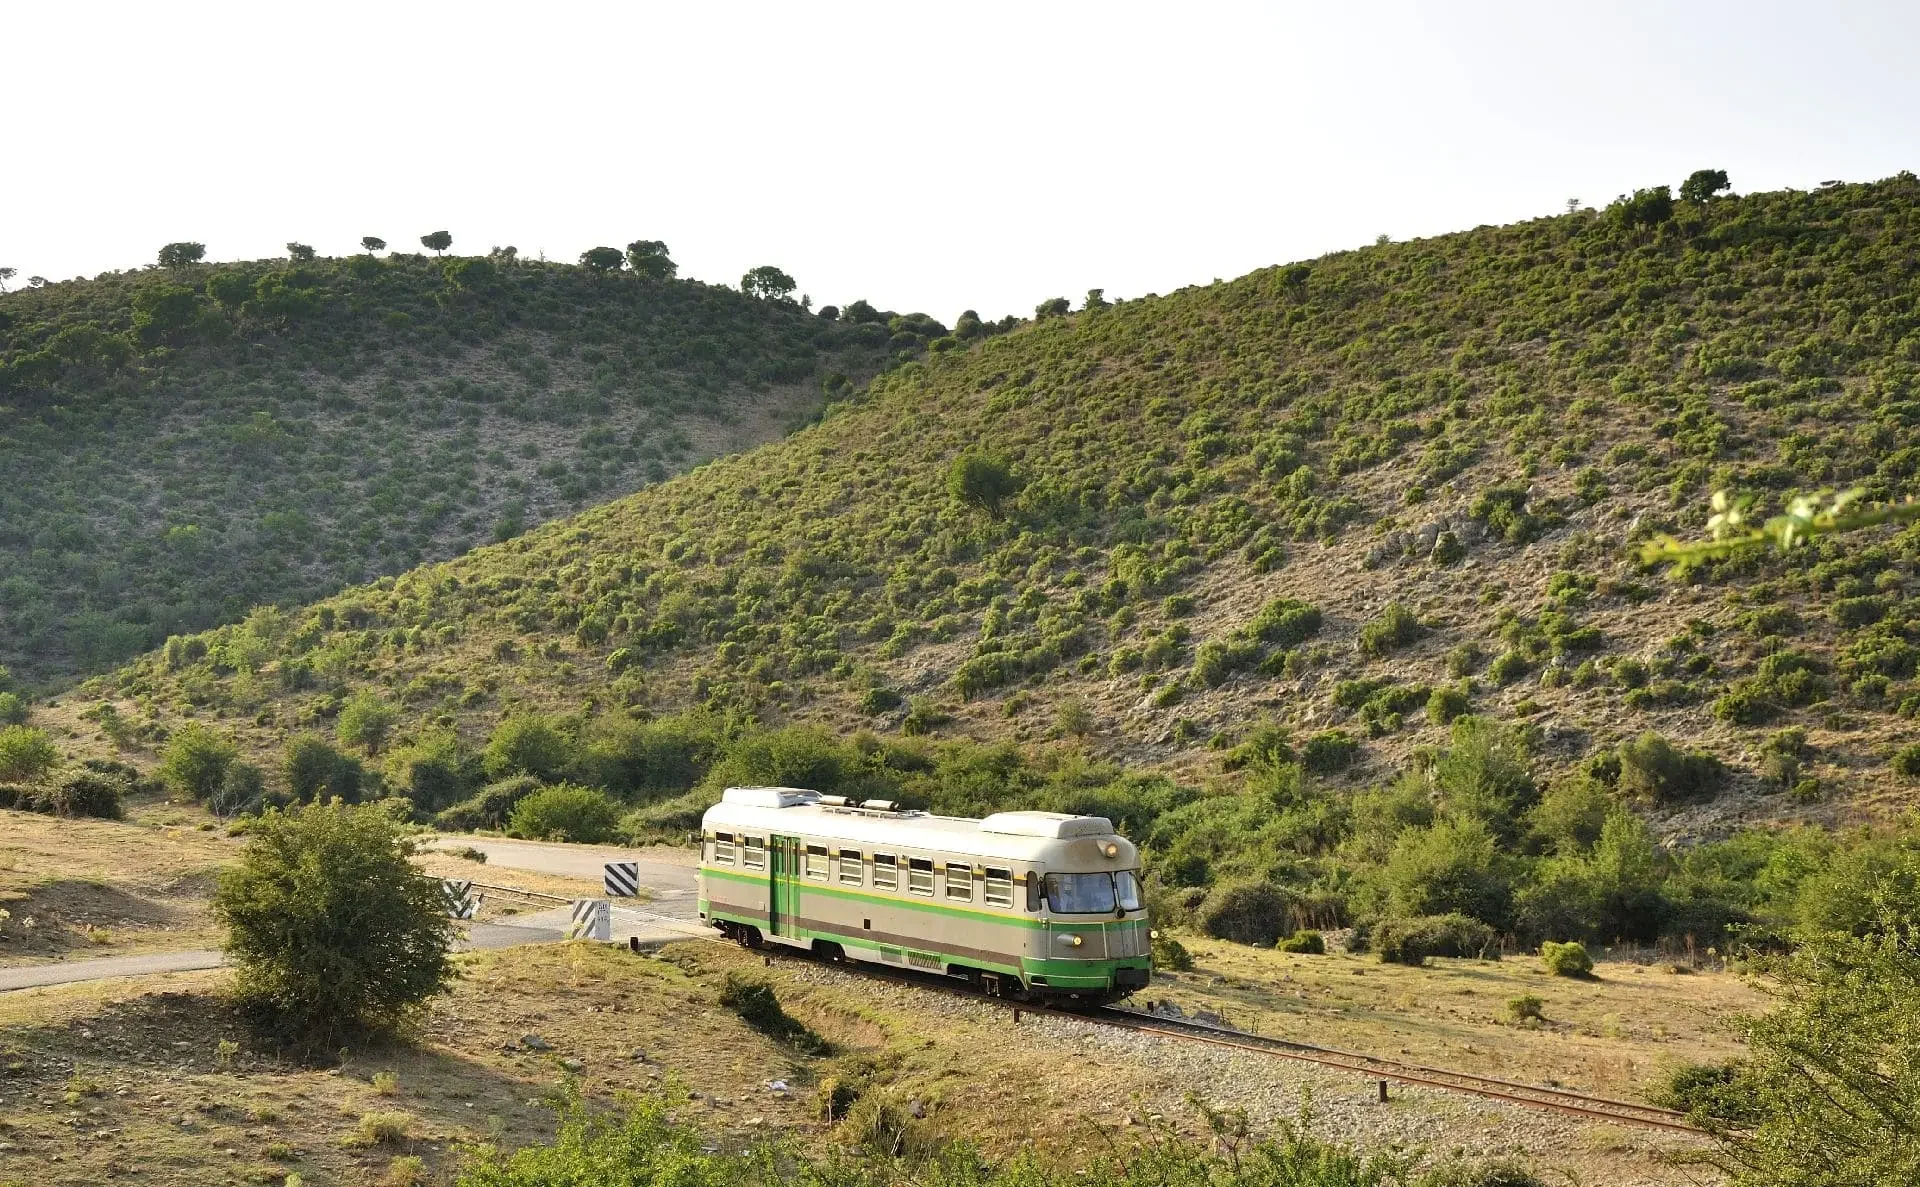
<box><xmin>978</xmin><ymin>811</ymin><xmax>1116</xmax><ymax>839</ymax></box>
<box><xmin>721</xmin><ymin>786</ymin><xmax>822</xmax><ymax>808</ymax></box>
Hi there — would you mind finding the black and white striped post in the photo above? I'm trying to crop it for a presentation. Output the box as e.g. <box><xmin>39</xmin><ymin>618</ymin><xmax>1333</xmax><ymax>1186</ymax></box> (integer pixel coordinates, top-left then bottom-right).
<box><xmin>442</xmin><ymin>879</ymin><xmax>481</xmax><ymax>919</ymax></box>
<box><xmin>567</xmin><ymin>898</ymin><xmax>611</xmax><ymax>941</ymax></box>
<box><xmin>603</xmin><ymin>861</ymin><xmax>640</xmax><ymax>898</ymax></box>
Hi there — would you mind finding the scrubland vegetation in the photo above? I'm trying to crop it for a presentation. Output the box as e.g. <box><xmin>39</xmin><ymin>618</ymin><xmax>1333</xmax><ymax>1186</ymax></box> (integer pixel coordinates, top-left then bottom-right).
<box><xmin>11</xmin><ymin>171</ymin><xmax>1920</xmax><ymax>1183</ymax></box>
<box><xmin>0</xmin><ymin>243</ymin><xmax>919</xmax><ymax>682</ymax></box>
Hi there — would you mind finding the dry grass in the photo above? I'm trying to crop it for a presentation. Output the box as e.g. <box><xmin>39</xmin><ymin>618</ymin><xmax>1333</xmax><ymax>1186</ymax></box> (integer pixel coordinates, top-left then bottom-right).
<box><xmin>0</xmin><ymin>930</ymin><xmax>1748</xmax><ymax>1187</ymax></box>
<box><xmin>1148</xmin><ymin>935</ymin><xmax>1763</xmax><ymax>1102</ymax></box>
<box><xmin>0</xmin><ymin>798</ymin><xmax>236</xmax><ymax>965</ymax></box>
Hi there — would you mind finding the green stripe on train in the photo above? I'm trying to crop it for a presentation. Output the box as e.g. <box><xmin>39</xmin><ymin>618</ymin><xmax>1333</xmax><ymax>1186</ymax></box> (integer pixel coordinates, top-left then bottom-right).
<box><xmin>701</xmin><ymin>866</ymin><xmax>1150</xmax><ymax>935</ymax></box>
<box><xmin>706</xmin><ymin>908</ymin><xmax>1147</xmax><ymax>989</ymax></box>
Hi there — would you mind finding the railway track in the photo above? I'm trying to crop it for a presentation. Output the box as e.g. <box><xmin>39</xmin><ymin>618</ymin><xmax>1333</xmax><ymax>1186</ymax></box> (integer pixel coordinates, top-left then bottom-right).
<box><xmin>1074</xmin><ymin>1004</ymin><xmax>1700</xmax><ymax>1135</ymax></box>
<box><xmin>737</xmin><ymin>942</ymin><xmax>1700</xmax><ymax>1136</ymax></box>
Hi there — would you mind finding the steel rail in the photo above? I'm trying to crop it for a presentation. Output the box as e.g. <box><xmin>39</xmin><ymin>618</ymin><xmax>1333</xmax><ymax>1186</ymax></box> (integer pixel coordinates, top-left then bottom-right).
<box><xmin>735</xmin><ymin>941</ymin><xmax>1701</xmax><ymax>1136</ymax></box>
<box><xmin>1074</xmin><ymin>1005</ymin><xmax>1701</xmax><ymax>1135</ymax></box>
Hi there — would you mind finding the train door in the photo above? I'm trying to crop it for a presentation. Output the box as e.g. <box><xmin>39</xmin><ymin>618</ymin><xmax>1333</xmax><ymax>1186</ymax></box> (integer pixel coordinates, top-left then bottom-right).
<box><xmin>769</xmin><ymin>834</ymin><xmax>801</xmax><ymax>938</ymax></box>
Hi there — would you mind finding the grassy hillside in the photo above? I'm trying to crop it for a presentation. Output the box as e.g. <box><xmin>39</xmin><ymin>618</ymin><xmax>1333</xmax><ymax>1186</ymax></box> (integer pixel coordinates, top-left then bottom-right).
<box><xmin>45</xmin><ymin>173</ymin><xmax>1920</xmax><ymax>826</ymax></box>
<box><xmin>0</xmin><ymin>251</ymin><xmax>919</xmax><ymax>684</ymax></box>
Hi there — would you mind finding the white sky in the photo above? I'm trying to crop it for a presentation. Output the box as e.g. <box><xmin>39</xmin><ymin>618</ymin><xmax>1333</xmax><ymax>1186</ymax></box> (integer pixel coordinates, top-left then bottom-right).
<box><xmin>6</xmin><ymin>1</ymin><xmax>1917</xmax><ymax>323</ymax></box>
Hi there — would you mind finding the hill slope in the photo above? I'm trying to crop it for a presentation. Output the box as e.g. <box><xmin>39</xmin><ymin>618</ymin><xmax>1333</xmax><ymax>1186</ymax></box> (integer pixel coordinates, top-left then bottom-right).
<box><xmin>66</xmin><ymin>173</ymin><xmax>1920</xmax><ymax>824</ymax></box>
<box><xmin>0</xmin><ymin>253</ymin><xmax>917</xmax><ymax>683</ymax></box>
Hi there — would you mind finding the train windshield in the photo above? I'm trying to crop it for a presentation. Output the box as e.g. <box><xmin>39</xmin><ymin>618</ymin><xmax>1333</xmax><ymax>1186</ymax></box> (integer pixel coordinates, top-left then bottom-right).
<box><xmin>1045</xmin><ymin>871</ymin><xmax>1142</xmax><ymax>914</ymax></box>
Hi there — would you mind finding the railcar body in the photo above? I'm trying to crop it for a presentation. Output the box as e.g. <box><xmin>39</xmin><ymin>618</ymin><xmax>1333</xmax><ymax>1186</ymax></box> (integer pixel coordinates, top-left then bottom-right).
<box><xmin>697</xmin><ymin>787</ymin><xmax>1151</xmax><ymax>1002</ymax></box>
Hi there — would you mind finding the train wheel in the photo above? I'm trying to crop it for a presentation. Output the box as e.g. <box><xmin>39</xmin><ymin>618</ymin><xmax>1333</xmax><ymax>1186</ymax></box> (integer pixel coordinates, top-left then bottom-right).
<box><xmin>812</xmin><ymin>940</ymin><xmax>845</xmax><ymax>963</ymax></box>
<box><xmin>735</xmin><ymin>925</ymin><xmax>764</xmax><ymax>950</ymax></box>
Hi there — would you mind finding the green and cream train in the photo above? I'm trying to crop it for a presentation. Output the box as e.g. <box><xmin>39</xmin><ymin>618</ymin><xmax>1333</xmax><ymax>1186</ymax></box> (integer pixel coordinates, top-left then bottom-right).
<box><xmin>697</xmin><ymin>787</ymin><xmax>1151</xmax><ymax>1002</ymax></box>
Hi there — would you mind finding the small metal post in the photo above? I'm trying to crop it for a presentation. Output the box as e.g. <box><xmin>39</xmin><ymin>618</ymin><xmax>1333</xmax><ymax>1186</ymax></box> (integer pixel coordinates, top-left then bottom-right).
<box><xmin>763</xmin><ymin>956</ymin><xmax>771</xmax><ymax>967</ymax></box>
<box><xmin>1012</xmin><ymin>1008</ymin><xmax>1023</xmax><ymax>1024</ymax></box>
<box><xmin>1377</xmin><ymin>1080</ymin><xmax>1388</xmax><ymax>1103</ymax></box>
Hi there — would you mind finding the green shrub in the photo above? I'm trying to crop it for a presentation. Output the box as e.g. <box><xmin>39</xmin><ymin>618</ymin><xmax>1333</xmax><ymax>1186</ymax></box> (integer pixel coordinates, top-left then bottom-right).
<box><xmin>1372</xmin><ymin>914</ymin><xmax>1499</xmax><ymax>965</ymax></box>
<box><xmin>1893</xmin><ymin>744</ymin><xmax>1920</xmax><ymax>781</ymax></box>
<box><xmin>1506</xmin><ymin>994</ymin><xmax>1544</xmax><ymax>1023</ymax></box>
<box><xmin>335</xmin><ymin>691</ymin><xmax>397</xmax><ymax>755</ymax></box>
<box><xmin>1649</xmin><ymin>1060</ymin><xmax>1754</xmax><ymax>1121</ymax></box>
<box><xmin>1358</xmin><ymin>601</ymin><xmax>1425</xmax><ymax>657</ymax></box>
<box><xmin>1197</xmin><ymin>880</ymin><xmax>1294</xmax><ymax>946</ymax></box>
<box><xmin>506</xmin><ymin>784</ymin><xmax>621</xmax><ymax>844</ymax></box>
<box><xmin>1427</xmin><ymin>686</ymin><xmax>1471</xmax><ymax>726</ymax></box>
<box><xmin>0</xmin><ymin>725</ymin><xmax>59</xmax><ymax>784</ymax></box>
<box><xmin>1614</xmin><ymin>732</ymin><xmax>1723</xmax><ymax>803</ymax></box>
<box><xmin>1486</xmin><ymin>650</ymin><xmax>1531</xmax><ymax>686</ymax></box>
<box><xmin>23</xmin><ymin>768</ymin><xmax>128</xmax><ymax>819</ymax></box>
<box><xmin>157</xmin><ymin>722</ymin><xmax>238</xmax><ymax>802</ymax></box>
<box><xmin>1151</xmin><ymin>931</ymin><xmax>1195</xmax><ymax>971</ymax></box>
<box><xmin>284</xmin><ymin>733</ymin><xmax>365</xmax><ymax>805</ymax></box>
<box><xmin>1540</xmin><ymin>939</ymin><xmax>1594</xmax><ymax>977</ymax></box>
<box><xmin>947</xmin><ymin>453</ymin><xmax>1020</xmax><ymax>517</ymax></box>
<box><xmin>1246</xmin><ymin>598</ymin><xmax>1322</xmax><ymax>647</ymax></box>
<box><xmin>0</xmin><ymin>693</ymin><xmax>26</xmax><ymax>725</ymax></box>
<box><xmin>1277</xmin><ymin>929</ymin><xmax>1325</xmax><ymax>954</ymax></box>
<box><xmin>482</xmin><ymin>714</ymin><xmax>573</xmax><ymax>782</ymax></box>
<box><xmin>901</xmin><ymin>697</ymin><xmax>950</xmax><ymax>736</ymax></box>
<box><xmin>1300</xmin><ymin>729</ymin><xmax>1358</xmax><ymax>774</ymax></box>
<box><xmin>213</xmin><ymin>801</ymin><xmax>454</xmax><ymax>1048</ymax></box>
<box><xmin>858</xmin><ymin>687</ymin><xmax>903</xmax><ymax>715</ymax></box>
<box><xmin>1445</xmin><ymin>642</ymin><xmax>1483</xmax><ymax>677</ymax></box>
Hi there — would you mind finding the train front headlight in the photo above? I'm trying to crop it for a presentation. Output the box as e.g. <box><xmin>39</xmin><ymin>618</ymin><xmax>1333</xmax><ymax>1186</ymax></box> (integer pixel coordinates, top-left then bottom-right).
<box><xmin>1101</xmin><ymin>842</ymin><xmax>1120</xmax><ymax>859</ymax></box>
<box><xmin>1056</xmin><ymin>933</ymin><xmax>1084</xmax><ymax>947</ymax></box>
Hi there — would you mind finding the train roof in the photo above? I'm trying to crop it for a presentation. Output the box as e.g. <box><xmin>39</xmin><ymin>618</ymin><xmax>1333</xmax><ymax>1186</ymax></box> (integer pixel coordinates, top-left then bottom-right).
<box><xmin>700</xmin><ymin>787</ymin><xmax>1135</xmax><ymax>865</ymax></box>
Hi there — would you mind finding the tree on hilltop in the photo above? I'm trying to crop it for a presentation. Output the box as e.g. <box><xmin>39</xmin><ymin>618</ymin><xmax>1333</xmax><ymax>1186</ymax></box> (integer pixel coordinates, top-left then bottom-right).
<box><xmin>0</xmin><ymin>266</ymin><xmax>14</xmax><ymax>292</ymax></box>
<box><xmin>420</xmin><ymin>230</ymin><xmax>452</xmax><ymax>256</ymax></box>
<box><xmin>579</xmin><ymin>246</ymin><xmax>625</xmax><ymax>272</ymax></box>
<box><xmin>626</xmin><ymin>240</ymin><xmax>676</xmax><ymax>280</ymax></box>
<box><xmin>1612</xmin><ymin>185</ymin><xmax>1675</xmax><ymax>229</ymax></box>
<box><xmin>1035</xmin><ymin>296</ymin><xmax>1070</xmax><ymax>319</ymax></box>
<box><xmin>286</xmin><ymin>242</ymin><xmax>316</xmax><ymax>262</ymax></box>
<box><xmin>157</xmin><ymin>241</ymin><xmax>206</xmax><ymax>269</ymax></box>
<box><xmin>1680</xmin><ymin>168</ymin><xmax>1732</xmax><ymax>204</ymax></box>
<box><xmin>741</xmin><ymin>265</ymin><xmax>796</xmax><ymax>300</ymax></box>
<box><xmin>360</xmin><ymin>236</ymin><xmax>386</xmax><ymax>253</ymax></box>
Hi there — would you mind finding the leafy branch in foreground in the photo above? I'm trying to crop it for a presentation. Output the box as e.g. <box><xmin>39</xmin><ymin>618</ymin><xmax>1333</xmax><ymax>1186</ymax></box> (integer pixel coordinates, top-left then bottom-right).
<box><xmin>1641</xmin><ymin>488</ymin><xmax>1920</xmax><ymax>565</ymax></box>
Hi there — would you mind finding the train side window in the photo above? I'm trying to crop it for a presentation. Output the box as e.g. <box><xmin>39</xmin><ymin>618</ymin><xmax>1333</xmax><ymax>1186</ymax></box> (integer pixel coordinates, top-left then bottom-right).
<box><xmin>712</xmin><ymin>832</ymin><xmax>735</xmax><ymax>865</ymax></box>
<box><xmin>984</xmin><ymin>867</ymin><xmax>1014</xmax><ymax>908</ymax></box>
<box><xmin>1026</xmin><ymin>871</ymin><xmax>1042</xmax><ymax>911</ymax></box>
<box><xmin>907</xmin><ymin>858</ymin><xmax>934</xmax><ymax>897</ymax></box>
<box><xmin>945</xmin><ymin>863</ymin><xmax>973</xmax><ymax>902</ymax></box>
<box><xmin>743</xmin><ymin>837</ymin><xmax>766</xmax><ymax>870</ymax></box>
<box><xmin>805</xmin><ymin>845</ymin><xmax>829</xmax><ymax>881</ymax></box>
<box><xmin>874</xmin><ymin>854</ymin><xmax>899</xmax><ymax>891</ymax></box>
<box><xmin>837</xmin><ymin>849</ymin><xmax>864</xmax><ymax>886</ymax></box>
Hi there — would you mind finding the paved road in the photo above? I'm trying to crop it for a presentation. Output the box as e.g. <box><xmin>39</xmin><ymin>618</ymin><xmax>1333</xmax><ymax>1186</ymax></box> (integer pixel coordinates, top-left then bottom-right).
<box><xmin>1</xmin><ymin>838</ymin><xmax>712</xmax><ymax>993</ymax></box>
<box><xmin>0</xmin><ymin>949</ymin><xmax>229</xmax><ymax>991</ymax></box>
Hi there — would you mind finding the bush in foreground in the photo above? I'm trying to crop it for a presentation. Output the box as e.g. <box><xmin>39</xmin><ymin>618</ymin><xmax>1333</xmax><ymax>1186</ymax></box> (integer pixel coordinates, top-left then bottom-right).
<box><xmin>213</xmin><ymin>801</ymin><xmax>454</xmax><ymax>1050</ymax></box>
